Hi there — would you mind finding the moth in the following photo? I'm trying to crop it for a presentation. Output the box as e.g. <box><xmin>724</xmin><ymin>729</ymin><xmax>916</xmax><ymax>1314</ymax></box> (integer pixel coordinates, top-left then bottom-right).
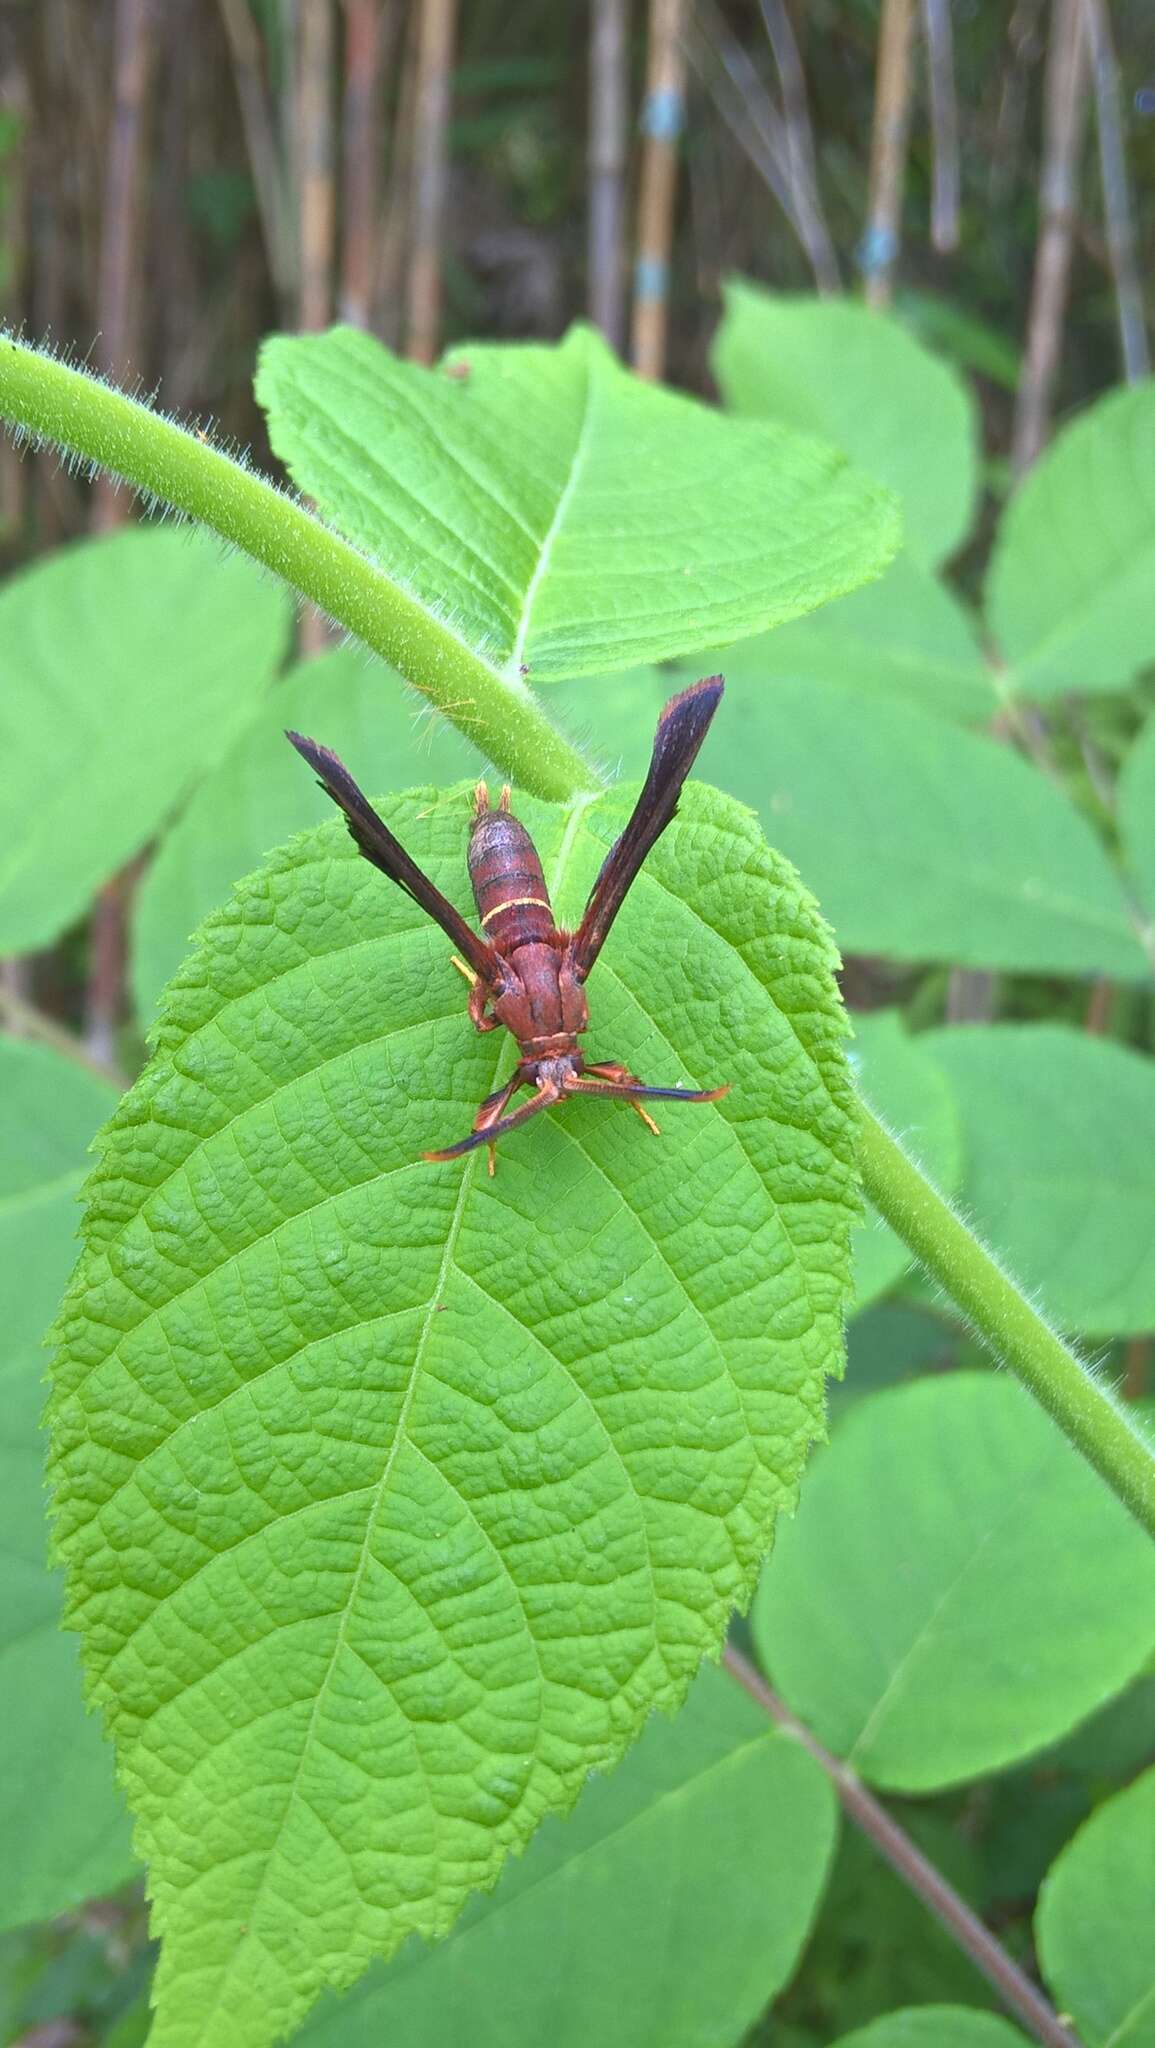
<box><xmin>288</xmin><ymin>676</ymin><xmax>728</xmax><ymax>1168</ymax></box>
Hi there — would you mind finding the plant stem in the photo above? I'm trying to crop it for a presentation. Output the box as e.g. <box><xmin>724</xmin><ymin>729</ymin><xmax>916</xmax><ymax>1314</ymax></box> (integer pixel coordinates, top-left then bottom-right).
<box><xmin>723</xmin><ymin>1646</ymin><xmax>1079</xmax><ymax>2048</ymax></box>
<box><xmin>858</xmin><ymin>1100</ymin><xmax>1155</xmax><ymax>1543</ymax></box>
<box><xmin>0</xmin><ymin>336</ymin><xmax>599</xmax><ymax>803</ymax></box>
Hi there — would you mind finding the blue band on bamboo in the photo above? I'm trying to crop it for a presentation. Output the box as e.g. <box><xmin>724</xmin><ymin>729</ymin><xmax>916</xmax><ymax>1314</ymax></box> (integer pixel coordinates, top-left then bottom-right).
<box><xmin>857</xmin><ymin>223</ymin><xmax>898</xmax><ymax>274</ymax></box>
<box><xmin>634</xmin><ymin>255</ymin><xmax>668</xmax><ymax>300</ymax></box>
<box><xmin>641</xmin><ymin>86</ymin><xmax>684</xmax><ymax>140</ymax></box>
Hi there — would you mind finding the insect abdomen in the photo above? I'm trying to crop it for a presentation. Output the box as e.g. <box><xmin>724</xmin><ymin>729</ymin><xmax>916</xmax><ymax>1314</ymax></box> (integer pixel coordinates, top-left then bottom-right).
<box><xmin>468</xmin><ymin>805</ymin><xmax>554</xmax><ymax>953</ymax></box>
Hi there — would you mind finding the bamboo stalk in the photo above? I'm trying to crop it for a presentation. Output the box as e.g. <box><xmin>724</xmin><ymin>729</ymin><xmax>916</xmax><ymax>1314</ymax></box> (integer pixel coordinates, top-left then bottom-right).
<box><xmin>296</xmin><ymin>0</ymin><xmax>336</xmax><ymax>331</ymax></box>
<box><xmin>863</xmin><ymin>0</ymin><xmax>917</xmax><ymax>308</ymax></box>
<box><xmin>92</xmin><ymin>0</ymin><xmax>153</xmax><ymax>530</ymax></box>
<box><xmin>294</xmin><ymin>0</ymin><xmax>339</xmax><ymax>653</ymax></box>
<box><xmin>88</xmin><ymin>0</ymin><xmax>155</xmax><ymax>1064</ymax></box>
<box><xmin>756</xmin><ymin>0</ymin><xmax>839</xmax><ymax>290</ymax></box>
<box><xmin>217</xmin><ymin>0</ymin><xmax>297</xmax><ymax>311</ymax></box>
<box><xmin>684</xmin><ymin>7</ymin><xmax>795</xmax><ymax>228</ymax></box>
<box><xmin>922</xmin><ymin>0</ymin><xmax>960</xmax><ymax>251</ymax></box>
<box><xmin>405</xmin><ymin>0</ymin><xmax>456</xmax><ymax>365</ymax></box>
<box><xmin>588</xmin><ymin>0</ymin><xmax>630</xmax><ymax>349</ymax></box>
<box><xmin>374</xmin><ymin>0</ymin><xmax>419</xmax><ymax>344</ymax></box>
<box><xmin>339</xmin><ymin>0</ymin><xmax>394</xmax><ymax>327</ymax></box>
<box><xmin>632</xmin><ymin>0</ymin><xmax>688</xmax><ymax>381</ymax></box>
<box><xmin>990</xmin><ymin>0</ymin><xmax>1047</xmax><ymax>205</ymax></box>
<box><xmin>1081</xmin><ymin>0</ymin><xmax>1149</xmax><ymax>381</ymax></box>
<box><xmin>1011</xmin><ymin>0</ymin><xmax>1090</xmax><ymax>479</ymax></box>
<box><xmin>0</xmin><ymin>26</ymin><xmax>28</xmax><ymax>541</ymax></box>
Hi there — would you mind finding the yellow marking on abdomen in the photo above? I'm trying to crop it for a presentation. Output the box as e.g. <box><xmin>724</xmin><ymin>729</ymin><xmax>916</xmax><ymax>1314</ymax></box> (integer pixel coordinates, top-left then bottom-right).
<box><xmin>480</xmin><ymin>896</ymin><xmax>552</xmax><ymax>926</ymax></box>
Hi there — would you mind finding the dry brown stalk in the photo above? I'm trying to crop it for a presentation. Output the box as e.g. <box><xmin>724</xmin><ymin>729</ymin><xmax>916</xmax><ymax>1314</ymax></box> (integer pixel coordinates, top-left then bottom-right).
<box><xmin>864</xmin><ymin>0</ymin><xmax>917</xmax><ymax>309</ymax></box>
<box><xmin>588</xmin><ymin>0</ymin><xmax>631</xmax><ymax>349</ymax></box>
<box><xmin>406</xmin><ymin>0</ymin><xmax>456</xmax><ymax>364</ymax></box>
<box><xmin>632</xmin><ymin>0</ymin><xmax>688</xmax><ymax>381</ymax></box>
<box><xmin>1011</xmin><ymin>0</ymin><xmax>1090</xmax><ymax>479</ymax></box>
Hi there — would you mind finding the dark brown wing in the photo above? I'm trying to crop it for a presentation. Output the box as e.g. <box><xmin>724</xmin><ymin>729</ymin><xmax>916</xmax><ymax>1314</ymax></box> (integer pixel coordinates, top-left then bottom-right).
<box><xmin>286</xmin><ymin>731</ymin><xmax>497</xmax><ymax>980</ymax></box>
<box><xmin>570</xmin><ymin>676</ymin><xmax>723</xmax><ymax>980</ymax></box>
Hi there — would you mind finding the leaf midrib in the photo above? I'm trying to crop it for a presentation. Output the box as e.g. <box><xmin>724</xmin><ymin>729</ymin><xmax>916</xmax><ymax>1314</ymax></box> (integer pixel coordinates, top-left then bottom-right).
<box><xmin>181</xmin><ymin>790</ymin><xmax>604</xmax><ymax>2029</ymax></box>
<box><xmin>508</xmin><ymin>353</ymin><xmax>595</xmax><ymax>674</ymax></box>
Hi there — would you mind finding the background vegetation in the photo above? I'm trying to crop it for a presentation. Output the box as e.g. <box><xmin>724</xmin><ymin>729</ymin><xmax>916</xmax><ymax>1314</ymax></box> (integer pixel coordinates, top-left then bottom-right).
<box><xmin>1</xmin><ymin>3</ymin><xmax>1154</xmax><ymax>2046</ymax></box>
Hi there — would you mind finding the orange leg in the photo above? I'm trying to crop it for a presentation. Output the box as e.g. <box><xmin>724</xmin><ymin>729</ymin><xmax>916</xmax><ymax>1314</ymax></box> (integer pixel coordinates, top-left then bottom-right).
<box><xmin>570</xmin><ymin>1059</ymin><xmax>728</xmax><ymax>1129</ymax></box>
<box><xmin>585</xmin><ymin>1056</ymin><xmax>659</xmax><ymax>1138</ymax></box>
<box><xmin>450</xmin><ymin>955</ymin><xmax>499</xmax><ymax>1033</ymax></box>
<box><xmin>424</xmin><ymin>1077</ymin><xmax>559</xmax><ymax>1168</ymax></box>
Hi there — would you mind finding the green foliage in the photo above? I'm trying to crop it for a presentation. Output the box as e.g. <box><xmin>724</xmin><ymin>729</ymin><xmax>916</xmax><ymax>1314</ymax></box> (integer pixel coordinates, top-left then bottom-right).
<box><xmin>717</xmin><ymin>552</ymin><xmax>993</xmax><ymax>725</ymax></box>
<box><xmin>848</xmin><ymin>1010</ymin><xmax>962</xmax><ymax>1308</ymax></box>
<box><xmin>752</xmin><ymin>1374</ymin><xmax>1155</xmax><ymax>1790</ymax></box>
<box><xmin>682</xmin><ymin>672</ymin><xmax>1146</xmax><ymax>979</ymax></box>
<box><xmin>295</xmin><ymin>1664</ymin><xmax>836</xmax><ymax>2048</ymax></box>
<box><xmin>831</xmin><ymin>2010</ymin><xmax>1029</xmax><ymax>2048</ymax></box>
<box><xmin>1119</xmin><ymin>708</ymin><xmax>1155</xmax><ymax>925</ymax></box>
<box><xmin>1035</xmin><ymin>1766</ymin><xmax>1155</xmax><ymax>2047</ymax></box>
<box><xmin>132</xmin><ymin>647</ymin><xmax>477</xmax><ymax>1019</ymax></box>
<box><xmin>923</xmin><ymin>1025</ymin><xmax>1155</xmax><ymax>1334</ymax></box>
<box><xmin>0</xmin><ymin>1907</ymin><xmax>152</xmax><ymax>2047</ymax></box>
<box><xmin>3</xmin><ymin>283</ymin><xmax>1155</xmax><ymax>2048</ymax></box>
<box><xmin>987</xmin><ymin>382</ymin><xmax>1155</xmax><ymax>699</ymax></box>
<box><xmin>711</xmin><ymin>284</ymin><xmax>978</xmax><ymax>567</ymax></box>
<box><xmin>48</xmin><ymin>778</ymin><xmax>857</xmax><ymax>2048</ymax></box>
<box><xmin>548</xmin><ymin>665</ymin><xmax>1144</xmax><ymax>978</ymax></box>
<box><xmin>0</xmin><ymin>1041</ymin><xmax>136</xmax><ymax>1929</ymax></box>
<box><xmin>836</xmin><ymin>1302</ymin><xmax>961</xmax><ymax>1415</ymax></box>
<box><xmin>255</xmin><ymin>322</ymin><xmax>900</xmax><ymax>682</ymax></box>
<box><xmin>0</xmin><ymin>525</ymin><xmax>290</xmax><ymax>953</ymax></box>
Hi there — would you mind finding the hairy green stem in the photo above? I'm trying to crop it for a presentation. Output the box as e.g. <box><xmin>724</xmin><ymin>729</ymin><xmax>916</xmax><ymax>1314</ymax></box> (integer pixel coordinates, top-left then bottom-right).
<box><xmin>0</xmin><ymin>336</ymin><xmax>599</xmax><ymax>803</ymax></box>
<box><xmin>859</xmin><ymin>1101</ymin><xmax>1155</xmax><ymax>1542</ymax></box>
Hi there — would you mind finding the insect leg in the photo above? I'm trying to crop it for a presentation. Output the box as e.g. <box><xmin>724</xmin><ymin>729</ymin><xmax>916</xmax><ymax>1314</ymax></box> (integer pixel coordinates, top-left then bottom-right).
<box><xmin>567</xmin><ymin>1061</ymin><xmax>729</xmax><ymax>1133</ymax></box>
<box><xmin>423</xmin><ymin>1080</ymin><xmax>561</xmax><ymax>1165</ymax></box>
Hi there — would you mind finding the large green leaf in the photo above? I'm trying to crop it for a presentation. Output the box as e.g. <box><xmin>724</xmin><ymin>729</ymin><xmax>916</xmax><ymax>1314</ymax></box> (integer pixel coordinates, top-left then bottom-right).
<box><xmin>831</xmin><ymin>2012</ymin><xmax>1029</xmax><ymax>2048</ymax></box>
<box><xmin>0</xmin><ymin>1041</ymin><xmax>136</xmax><ymax>1929</ymax></box>
<box><xmin>0</xmin><ymin>525</ymin><xmax>291</xmax><ymax>953</ymax></box>
<box><xmin>1119</xmin><ymin>709</ymin><xmax>1155</xmax><ymax>934</ymax></box>
<box><xmin>922</xmin><ymin>1024</ymin><xmax>1155</xmax><ymax>1334</ymax></box>
<box><xmin>1036</xmin><ymin>1766</ymin><xmax>1155</xmax><ymax>2048</ymax></box>
<box><xmin>562</xmin><ymin>668</ymin><xmax>1145</xmax><ymax>979</ymax></box>
<box><xmin>255</xmin><ymin>323</ymin><xmax>899</xmax><ymax>685</ymax></box>
<box><xmin>986</xmin><ymin>381</ymin><xmax>1155</xmax><ymax>699</ymax></box>
<box><xmin>752</xmin><ymin>1374</ymin><xmax>1155</xmax><ymax>1791</ymax></box>
<box><xmin>132</xmin><ymin>647</ymin><xmax>477</xmax><ymax>1020</ymax></box>
<box><xmin>711</xmin><ymin>283</ymin><xmax>978</xmax><ymax>568</ymax></box>
<box><xmin>49</xmin><ymin>777</ymin><xmax>857</xmax><ymax>2048</ymax></box>
<box><xmin>848</xmin><ymin>1010</ymin><xmax>962</xmax><ymax>1310</ymax></box>
<box><xmin>719</xmin><ymin>552</ymin><xmax>993</xmax><ymax>725</ymax></box>
<box><xmin>296</xmin><ymin>1663</ymin><xmax>836</xmax><ymax>2048</ymax></box>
